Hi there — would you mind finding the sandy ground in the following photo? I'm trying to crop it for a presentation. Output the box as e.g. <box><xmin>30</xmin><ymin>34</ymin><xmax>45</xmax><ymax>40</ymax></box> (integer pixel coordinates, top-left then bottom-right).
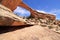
<box><xmin>0</xmin><ymin>25</ymin><xmax>60</xmax><ymax>40</ymax></box>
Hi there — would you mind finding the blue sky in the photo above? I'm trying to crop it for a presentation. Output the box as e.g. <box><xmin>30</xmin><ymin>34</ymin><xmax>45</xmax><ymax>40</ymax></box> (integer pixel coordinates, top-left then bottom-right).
<box><xmin>14</xmin><ymin>0</ymin><xmax>60</xmax><ymax>20</ymax></box>
<box><xmin>14</xmin><ymin>6</ymin><xmax>30</xmax><ymax>18</ymax></box>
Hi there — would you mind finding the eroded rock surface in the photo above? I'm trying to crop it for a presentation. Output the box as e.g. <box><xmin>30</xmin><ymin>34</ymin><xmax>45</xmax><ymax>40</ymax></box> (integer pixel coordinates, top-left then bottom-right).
<box><xmin>0</xmin><ymin>25</ymin><xmax>60</xmax><ymax>40</ymax></box>
<box><xmin>1</xmin><ymin>0</ymin><xmax>56</xmax><ymax>21</ymax></box>
<box><xmin>0</xmin><ymin>1</ymin><xmax>60</xmax><ymax>40</ymax></box>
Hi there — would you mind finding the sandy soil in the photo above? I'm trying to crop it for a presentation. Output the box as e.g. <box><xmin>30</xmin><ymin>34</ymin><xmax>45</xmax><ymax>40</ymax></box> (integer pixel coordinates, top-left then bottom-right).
<box><xmin>0</xmin><ymin>25</ymin><xmax>60</xmax><ymax>40</ymax></box>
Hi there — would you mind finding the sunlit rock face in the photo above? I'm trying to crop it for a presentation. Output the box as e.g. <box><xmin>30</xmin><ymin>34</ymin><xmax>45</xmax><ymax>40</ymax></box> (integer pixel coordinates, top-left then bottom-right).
<box><xmin>0</xmin><ymin>0</ymin><xmax>56</xmax><ymax>26</ymax></box>
<box><xmin>31</xmin><ymin>10</ymin><xmax>56</xmax><ymax>20</ymax></box>
<box><xmin>1</xmin><ymin>0</ymin><xmax>56</xmax><ymax>20</ymax></box>
<box><xmin>1</xmin><ymin>0</ymin><xmax>22</xmax><ymax>11</ymax></box>
<box><xmin>13</xmin><ymin>6</ymin><xmax>31</xmax><ymax>18</ymax></box>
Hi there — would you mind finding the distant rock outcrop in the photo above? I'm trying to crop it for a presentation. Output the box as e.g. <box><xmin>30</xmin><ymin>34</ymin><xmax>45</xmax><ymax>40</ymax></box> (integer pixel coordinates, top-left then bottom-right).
<box><xmin>30</xmin><ymin>11</ymin><xmax>56</xmax><ymax>20</ymax></box>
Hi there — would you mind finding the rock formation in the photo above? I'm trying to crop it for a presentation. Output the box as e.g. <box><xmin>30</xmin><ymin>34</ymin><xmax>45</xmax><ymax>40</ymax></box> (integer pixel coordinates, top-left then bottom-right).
<box><xmin>1</xmin><ymin>0</ymin><xmax>56</xmax><ymax>21</ymax></box>
<box><xmin>0</xmin><ymin>0</ymin><xmax>60</xmax><ymax>40</ymax></box>
<box><xmin>30</xmin><ymin>11</ymin><xmax>56</xmax><ymax>20</ymax></box>
<box><xmin>1</xmin><ymin>0</ymin><xmax>32</xmax><ymax>11</ymax></box>
<box><xmin>0</xmin><ymin>0</ymin><xmax>55</xmax><ymax>26</ymax></box>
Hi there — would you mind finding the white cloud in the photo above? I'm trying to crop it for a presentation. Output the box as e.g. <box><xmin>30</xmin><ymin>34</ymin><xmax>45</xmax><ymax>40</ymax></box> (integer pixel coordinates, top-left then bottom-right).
<box><xmin>48</xmin><ymin>9</ymin><xmax>60</xmax><ymax>15</ymax></box>
<box><xmin>36</xmin><ymin>10</ymin><xmax>55</xmax><ymax>15</ymax></box>
<box><xmin>13</xmin><ymin>6</ymin><xmax>31</xmax><ymax>18</ymax></box>
<box><xmin>36</xmin><ymin>10</ymin><xmax>47</xmax><ymax>13</ymax></box>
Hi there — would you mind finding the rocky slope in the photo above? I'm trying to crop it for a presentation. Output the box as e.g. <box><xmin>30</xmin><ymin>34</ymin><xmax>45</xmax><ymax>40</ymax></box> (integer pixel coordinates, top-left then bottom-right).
<box><xmin>26</xmin><ymin>17</ymin><xmax>60</xmax><ymax>33</ymax></box>
<box><xmin>0</xmin><ymin>10</ymin><xmax>60</xmax><ymax>40</ymax></box>
<box><xmin>0</xmin><ymin>2</ymin><xmax>60</xmax><ymax>40</ymax></box>
<box><xmin>0</xmin><ymin>25</ymin><xmax>60</xmax><ymax>40</ymax></box>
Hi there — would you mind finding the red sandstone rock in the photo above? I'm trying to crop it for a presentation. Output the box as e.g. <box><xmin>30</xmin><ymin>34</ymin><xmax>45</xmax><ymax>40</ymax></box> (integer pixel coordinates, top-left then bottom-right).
<box><xmin>1</xmin><ymin>0</ymin><xmax>32</xmax><ymax>11</ymax></box>
<box><xmin>0</xmin><ymin>17</ymin><xmax>26</xmax><ymax>26</ymax></box>
<box><xmin>11</xmin><ymin>21</ymin><xmax>26</xmax><ymax>26</ymax></box>
<box><xmin>1</xmin><ymin>0</ymin><xmax>56</xmax><ymax>21</ymax></box>
<box><xmin>45</xmin><ymin>14</ymin><xmax>56</xmax><ymax>20</ymax></box>
<box><xmin>0</xmin><ymin>0</ymin><xmax>56</xmax><ymax>26</ymax></box>
<box><xmin>1</xmin><ymin>0</ymin><xmax>21</xmax><ymax>11</ymax></box>
<box><xmin>30</xmin><ymin>10</ymin><xmax>56</xmax><ymax>20</ymax></box>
